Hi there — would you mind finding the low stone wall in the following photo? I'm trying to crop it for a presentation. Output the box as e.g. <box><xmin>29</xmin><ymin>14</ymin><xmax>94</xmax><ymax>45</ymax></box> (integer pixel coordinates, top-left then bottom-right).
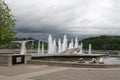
<box><xmin>28</xmin><ymin>60</ymin><xmax>120</xmax><ymax>68</ymax></box>
<box><xmin>0</xmin><ymin>54</ymin><xmax>31</xmax><ymax>66</ymax></box>
<box><xmin>0</xmin><ymin>54</ymin><xmax>12</xmax><ymax>66</ymax></box>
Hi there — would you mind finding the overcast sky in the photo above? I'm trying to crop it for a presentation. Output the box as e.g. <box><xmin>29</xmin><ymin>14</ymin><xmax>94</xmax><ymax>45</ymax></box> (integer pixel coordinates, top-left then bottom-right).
<box><xmin>5</xmin><ymin>0</ymin><xmax>120</xmax><ymax>40</ymax></box>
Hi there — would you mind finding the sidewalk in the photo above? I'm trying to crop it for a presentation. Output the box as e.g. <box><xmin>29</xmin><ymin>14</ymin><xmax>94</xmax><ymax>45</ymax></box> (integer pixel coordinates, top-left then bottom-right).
<box><xmin>0</xmin><ymin>64</ymin><xmax>120</xmax><ymax>80</ymax></box>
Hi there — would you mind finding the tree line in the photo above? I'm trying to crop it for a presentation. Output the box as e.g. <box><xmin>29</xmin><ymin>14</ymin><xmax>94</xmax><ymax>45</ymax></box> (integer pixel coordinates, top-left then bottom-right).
<box><xmin>80</xmin><ymin>35</ymin><xmax>120</xmax><ymax>50</ymax></box>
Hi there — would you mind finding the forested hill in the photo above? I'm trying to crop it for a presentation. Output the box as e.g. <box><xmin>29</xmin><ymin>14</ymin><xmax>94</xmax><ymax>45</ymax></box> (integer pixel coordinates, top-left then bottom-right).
<box><xmin>80</xmin><ymin>35</ymin><xmax>120</xmax><ymax>50</ymax></box>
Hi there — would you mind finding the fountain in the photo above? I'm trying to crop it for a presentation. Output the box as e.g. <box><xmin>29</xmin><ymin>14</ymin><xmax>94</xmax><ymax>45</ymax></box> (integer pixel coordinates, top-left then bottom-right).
<box><xmin>74</xmin><ymin>37</ymin><xmax>78</xmax><ymax>48</ymax></box>
<box><xmin>68</xmin><ymin>43</ymin><xmax>71</xmax><ymax>49</ymax></box>
<box><xmin>78</xmin><ymin>43</ymin><xmax>83</xmax><ymax>54</ymax></box>
<box><xmin>20</xmin><ymin>41</ymin><xmax>27</xmax><ymax>54</ymax></box>
<box><xmin>71</xmin><ymin>39</ymin><xmax>74</xmax><ymax>49</ymax></box>
<box><xmin>62</xmin><ymin>35</ymin><xmax>68</xmax><ymax>52</ymax></box>
<box><xmin>41</xmin><ymin>42</ymin><xmax>44</xmax><ymax>54</ymax></box>
<box><xmin>52</xmin><ymin>39</ymin><xmax>57</xmax><ymax>54</ymax></box>
<box><xmin>68</xmin><ymin>43</ymin><xmax>70</xmax><ymax>49</ymax></box>
<box><xmin>21</xmin><ymin>34</ymin><xmax>120</xmax><ymax>68</ymax></box>
<box><xmin>13</xmin><ymin>40</ymin><xmax>31</xmax><ymax>54</ymax></box>
<box><xmin>38</xmin><ymin>40</ymin><xmax>41</xmax><ymax>54</ymax></box>
<box><xmin>48</xmin><ymin>35</ymin><xmax>53</xmax><ymax>54</ymax></box>
<box><xmin>31</xmin><ymin>41</ymin><xmax>34</xmax><ymax>48</ymax></box>
<box><xmin>68</xmin><ymin>39</ymin><xmax>74</xmax><ymax>49</ymax></box>
<box><xmin>58</xmin><ymin>38</ymin><xmax>62</xmax><ymax>53</ymax></box>
<box><xmin>32</xmin><ymin>35</ymin><xmax>108</xmax><ymax>65</ymax></box>
<box><xmin>88</xmin><ymin>44</ymin><xmax>91</xmax><ymax>54</ymax></box>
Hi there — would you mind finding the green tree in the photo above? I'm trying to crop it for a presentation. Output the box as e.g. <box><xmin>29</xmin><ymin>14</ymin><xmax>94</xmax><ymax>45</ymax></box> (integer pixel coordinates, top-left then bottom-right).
<box><xmin>0</xmin><ymin>0</ymin><xmax>16</xmax><ymax>46</ymax></box>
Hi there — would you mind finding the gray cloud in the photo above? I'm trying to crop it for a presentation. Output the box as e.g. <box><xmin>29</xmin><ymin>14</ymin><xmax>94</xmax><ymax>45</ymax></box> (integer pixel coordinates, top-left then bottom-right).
<box><xmin>5</xmin><ymin>0</ymin><xmax>120</xmax><ymax>39</ymax></box>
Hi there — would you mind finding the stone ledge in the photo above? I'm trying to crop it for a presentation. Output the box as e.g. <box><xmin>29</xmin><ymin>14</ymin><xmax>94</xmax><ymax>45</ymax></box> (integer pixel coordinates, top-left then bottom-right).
<box><xmin>28</xmin><ymin>60</ymin><xmax>120</xmax><ymax>68</ymax></box>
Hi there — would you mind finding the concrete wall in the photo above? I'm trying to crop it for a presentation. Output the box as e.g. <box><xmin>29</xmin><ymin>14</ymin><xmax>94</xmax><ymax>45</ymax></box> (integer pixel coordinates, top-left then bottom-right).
<box><xmin>0</xmin><ymin>54</ymin><xmax>31</xmax><ymax>66</ymax></box>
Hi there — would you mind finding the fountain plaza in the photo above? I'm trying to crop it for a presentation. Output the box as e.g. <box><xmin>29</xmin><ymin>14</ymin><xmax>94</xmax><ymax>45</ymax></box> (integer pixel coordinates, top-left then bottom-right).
<box><xmin>0</xmin><ymin>34</ymin><xmax>120</xmax><ymax>80</ymax></box>
<box><xmin>0</xmin><ymin>34</ymin><xmax>120</xmax><ymax>67</ymax></box>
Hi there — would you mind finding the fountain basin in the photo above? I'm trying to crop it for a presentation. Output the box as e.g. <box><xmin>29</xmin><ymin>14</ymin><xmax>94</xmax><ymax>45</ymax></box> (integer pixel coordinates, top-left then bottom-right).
<box><xmin>28</xmin><ymin>60</ymin><xmax>120</xmax><ymax>68</ymax></box>
<box><xmin>31</xmin><ymin>54</ymin><xmax>107</xmax><ymax>61</ymax></box>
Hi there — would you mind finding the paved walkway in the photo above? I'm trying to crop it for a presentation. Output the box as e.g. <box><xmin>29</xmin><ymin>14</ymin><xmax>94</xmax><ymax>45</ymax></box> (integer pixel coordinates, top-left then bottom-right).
<box><xmin>0</xmin><ymin>64</ymin><xmax>120</xmax><ymax>80</ymax></box>
<box><xmin>0</xmin><ymin>64</ymin><xmax>68</xmax><ymax>80</ymax></box>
